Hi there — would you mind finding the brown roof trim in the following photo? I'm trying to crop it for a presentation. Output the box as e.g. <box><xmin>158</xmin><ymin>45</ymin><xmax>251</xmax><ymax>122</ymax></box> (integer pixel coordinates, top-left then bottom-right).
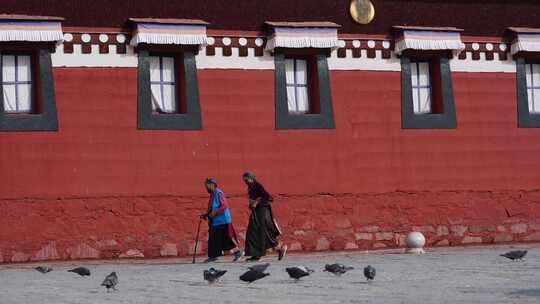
<box><xmin>62</xmin><ymin>26</ymin><xmax>130</xmax><ymax>34</ymax></box>
<box><xmin>0</xmin><ymin>14</ymin><xmax>64</xmax><ymax>21</ymax></box>
<box><xmin>265</xmin><ymin>21</ymin><xmax>341</xmax><ymax>28</ymax></box>
<box><xmin>393</xmin><ymin>25</ymin><xmax>464</xmax><ymax>32</ymax></box>
<box><xmin>128</xmin><ymin>18</ymin><xmax>209</xmax><ymax>25</ymax></box>
<box><xmin>508</xmin><ymin>27</ymin><xmax>540</xmax><ymax>34</ymax></box>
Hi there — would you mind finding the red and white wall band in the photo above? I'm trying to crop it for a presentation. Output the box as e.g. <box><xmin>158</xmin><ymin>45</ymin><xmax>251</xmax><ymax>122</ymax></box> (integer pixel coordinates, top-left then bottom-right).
<box><xmin>51</xmin><ymin>32</ymin><xmax>516</xmax><ymax>73</ymax></box>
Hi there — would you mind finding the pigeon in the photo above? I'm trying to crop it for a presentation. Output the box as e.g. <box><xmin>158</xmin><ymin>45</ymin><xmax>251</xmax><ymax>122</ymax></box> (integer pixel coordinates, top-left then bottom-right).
<box><xmin>286</xmin><ymin>266</ymin><xmax>314</xmax><ymax>280</ymax></box>
<box><xmin>500</xmin><ymin>250</ymin><xmax>528</xmax><ymax>261</ymax></box>
<box><xmin>34</xmin><ymin>266</ymin><xmax>52</xmax><ymax>274</ymax></box>
<box><xmin>239</xmin><ymin>269</ymin><xmax>269</xmax><ymax>283</ymax></box>
<box><xmin>101</xmin><ymin>272</ymin><xmax>118</xmax><ymax>292</ymax></box>
<box><xmin>324</xmin><ymin>263</ymin><xmax>354</xmax><ymax>275</ymax></box>
<box><xmin>204</xmin><ymin>268</ymin><xmax>227</xmax><ymax>284</ymax></box>
<box><xmin>364</xmin><ymin>265</ymin><xmax>376</xmax><ymax>281</ymax></box>
<box><xmin>68</xmin><ymin>267</ymin><xmax>91</xmax><ymax>276</ymax></box>
<box><xmin>248</xmin><ymin>263</ymin><xmax>270</xmax><ymax>273</ymax></box>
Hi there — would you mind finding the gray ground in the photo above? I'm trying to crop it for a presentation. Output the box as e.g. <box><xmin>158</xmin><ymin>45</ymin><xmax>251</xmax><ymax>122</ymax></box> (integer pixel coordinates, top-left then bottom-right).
<box><xmin>0</xmin><ymin>244</ymin><xmax>539</xmax><ymax>304</ymax></box>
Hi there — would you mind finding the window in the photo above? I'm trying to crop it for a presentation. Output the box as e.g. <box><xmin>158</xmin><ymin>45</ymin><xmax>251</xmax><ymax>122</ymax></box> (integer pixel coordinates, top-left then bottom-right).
<box><xmin>0</xmin><ymin>48</ymin><xmax>58</xmax><ymax>131</ymax></box>
<box><xmin>525</xmin><ymin>63</ymin><xmax>540</xmax><ymax>113</ymax></box>
<box><xmin>1</xmin><ymin>54</ymin><xmax>33</xmax><ymax>113</ymax></box>
<box><xmin>0</xmin><ymin>15</ymin><xmax>61</xmax><ymax>131</ymax></box>
<box><xmin>274</xmin><ymin>50</ymin><xmax>335</xmax><ymax>129</ymax></box>
<box><xmin>510</xmin><ymin>28</ymin><xmax>540</xmax><ymax>127</ymax></box>
<box><xmin>136</xmin><ymin>47</ymin><xmax>202</xmax><ymax>130</ymax></box>
<box><xmin>516</xmin><ymin>58</ymin><xmax>540</xmax><ymax>127</ymax></box>
<box><xmin>150</xmin><ymin>56</ymin><xmax>177</xmax><ymax>114</ymax></box>
<box><xmin>410</xmin><ymin>61</ymin><xmax>432</xmax><ymax>114</ymax></box>
<box><xmin>285</xmin><ymin>58</ymin><xmax>310</xmax><ymax>114</ymax></box>
<box><xmin>400</xmin><ymin>54</ymin><xmax>457</xmax><ymax>129</ymax></box>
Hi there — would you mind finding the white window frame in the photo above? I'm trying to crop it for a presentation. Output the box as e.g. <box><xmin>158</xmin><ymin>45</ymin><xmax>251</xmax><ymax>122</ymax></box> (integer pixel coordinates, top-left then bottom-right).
<box><xmin>150</xmin><ymin>55</ymin><xmax>177</xmax><ymax>113</ymax></box>
<box><xmin>285</xmin><ymin>58</ymin><xmax>310</xmax><ymax>114</ymax></box>
<box><xmin>1</xmin><ymin>54</ymin><xmax>33</xmax><ymax>113</ymax></box>
<box><xmin>525</xmin><ymin>63</ymin><xmax>540</xmax><ymax>114</ymax></box>
<box><xmin>411</xmin><ymin>61</ymin><xmax>432</xmax><ymax>114</ymax></box>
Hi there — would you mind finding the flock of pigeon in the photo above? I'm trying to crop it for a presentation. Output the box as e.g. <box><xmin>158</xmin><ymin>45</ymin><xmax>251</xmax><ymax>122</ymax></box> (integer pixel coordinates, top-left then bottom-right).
<box><xmin>204</xmin><ymin>262</ymin><xmax>376</xmax><ymax>284</ymax></box>
<box><xmin>34</xmin><ymin>266</ymin><xmax>118</xmax><ymax>291</ymax></box>
<box><xmin>32</xmin><ymin>249</ymin><xmax>527</xmax><ymax>290</ymax></box>
<box><xmin>206</xmin><ymin>249</ymin><xmax>527</xmax><ymax>284</ymax></box>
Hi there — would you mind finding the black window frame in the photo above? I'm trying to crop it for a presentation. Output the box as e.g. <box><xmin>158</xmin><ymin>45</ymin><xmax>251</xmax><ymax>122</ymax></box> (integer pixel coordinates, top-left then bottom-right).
<box><xmin>516</xmin><ymin>57</ymin><xmax>540</xmax><ymax>128</ymax></box>
<box><xmin>400</xmin><ymin>52</ymin><xmax>457</xmax><ymax>129</ymax></box>
<box><xmin>137</xmin><ymin>46</ymin><xmax>202</xmax><ymax>130</ymax></box>
<box><xmin>0</xmin><ymin>44</ymin><xmax>58</xmax><ymax>132</ymax></box>
<box><xmin>274</xmin><ymin>48</ymin><xmax>335</xmax><ymax>129</ymax></box>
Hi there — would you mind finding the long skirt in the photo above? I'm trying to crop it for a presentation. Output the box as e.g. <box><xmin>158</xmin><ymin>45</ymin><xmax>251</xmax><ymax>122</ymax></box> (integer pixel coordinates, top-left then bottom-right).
<box><xmin>208</xmin><ymin>223</ymin><xmax>238</xmax><ymax>258</ymax></box>
<box><xmin>244</xmin><ymin>205</ymin><xmax>281</xmax><ymax>258</ymax></box>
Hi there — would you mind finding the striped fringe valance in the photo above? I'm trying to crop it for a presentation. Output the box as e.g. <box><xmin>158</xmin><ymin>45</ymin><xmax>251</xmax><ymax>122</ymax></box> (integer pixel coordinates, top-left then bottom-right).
<box><xmin>510</xmin><ymin>33</ymin><xmax>540</xmax><ymax>55</ymax></box>
<box><xmin>265</xmin><ymin>27</ymin><xmax>339</xmax><ymax>51</ymax></box>
<box><xmin>395</xmin><ymin>30</ymin><xmax>465</xmax><ymax>56</ymax></box>
<box><xmin>130</xmin><ymin>23</ymin><xmax>208</xmax><ymax>47</ymax></box>
<box><xmin>0</xmin><ymin>21</ymin><xmax>63</xmax><ymax>42</ymax></box>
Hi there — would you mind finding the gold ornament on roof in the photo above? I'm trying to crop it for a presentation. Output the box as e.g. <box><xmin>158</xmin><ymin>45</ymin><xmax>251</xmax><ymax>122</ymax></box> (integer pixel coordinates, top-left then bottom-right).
<box><xmin>350</xmin><ymin>0</ymin><xmax>375</xmax><ymax>25</ymax></box>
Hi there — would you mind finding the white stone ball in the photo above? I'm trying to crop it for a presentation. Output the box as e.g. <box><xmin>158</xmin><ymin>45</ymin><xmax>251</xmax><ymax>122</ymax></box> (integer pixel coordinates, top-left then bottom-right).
<box><xmin>406</xmin><ymin>232</ymin><xmax>426</xmax><ymax>249</ymax></box>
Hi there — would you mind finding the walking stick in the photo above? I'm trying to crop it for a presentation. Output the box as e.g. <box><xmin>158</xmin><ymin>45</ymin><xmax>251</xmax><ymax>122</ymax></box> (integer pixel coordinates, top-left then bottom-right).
<box><xmin>192</xmin><ymin>218</ymin><xmax>203</xmax><ymax>264</ymax></box>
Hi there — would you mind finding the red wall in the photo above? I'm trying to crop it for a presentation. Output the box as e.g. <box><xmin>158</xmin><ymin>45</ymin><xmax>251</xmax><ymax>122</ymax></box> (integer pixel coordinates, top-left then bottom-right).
<box><xmin>4</xmin><ymin>68</ymin><xmax>540</xmax><ymax>197</ymax></box>
<box><xmin>1</xmin><ymin>67</ymin><xmax>540</xmax><ymax>262</ymax></box>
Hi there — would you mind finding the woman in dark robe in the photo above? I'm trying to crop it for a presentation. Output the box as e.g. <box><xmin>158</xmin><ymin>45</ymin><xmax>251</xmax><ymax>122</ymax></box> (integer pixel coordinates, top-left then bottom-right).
<box><xmin>243</xmin><ymin>172</ymin><xmax>287</xmax><ymax>261</ymax></box>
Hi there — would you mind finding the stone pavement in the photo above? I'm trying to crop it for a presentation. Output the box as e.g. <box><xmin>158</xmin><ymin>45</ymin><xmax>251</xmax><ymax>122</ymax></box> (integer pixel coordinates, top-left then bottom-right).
<box><xmin>0</xmin><ymin>244</ymin><xmax>539</xmax><ymax>304</ymax></box>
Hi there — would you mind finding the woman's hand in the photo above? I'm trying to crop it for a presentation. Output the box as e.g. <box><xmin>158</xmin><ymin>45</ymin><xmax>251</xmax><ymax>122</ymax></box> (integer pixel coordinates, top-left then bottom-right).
<box><xmin>249</xmin><ymin>199</ymin><xmax>258</xmax><ymax>209</ymax></box>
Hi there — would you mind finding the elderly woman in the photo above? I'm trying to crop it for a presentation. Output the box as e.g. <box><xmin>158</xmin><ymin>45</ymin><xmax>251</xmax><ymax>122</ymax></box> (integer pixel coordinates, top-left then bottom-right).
<box><xmin>242</xmin><ymin>172</ymin><xmax>287</xmax><ymax>261</ymax></box>
<box><xmin>201</xmin><ymin>177</ymin><xmax>242</xmax><ymax>263</ymax></box>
